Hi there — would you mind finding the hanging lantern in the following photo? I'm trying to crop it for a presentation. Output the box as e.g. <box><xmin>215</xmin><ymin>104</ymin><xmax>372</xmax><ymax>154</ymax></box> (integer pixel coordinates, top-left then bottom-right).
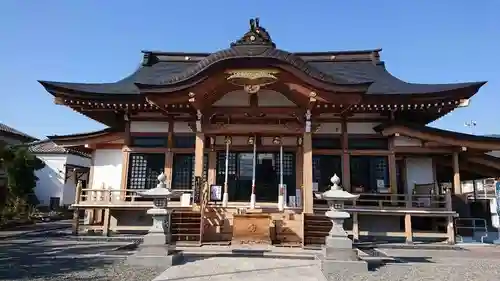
<box><xmin>272</xmin><ymin>136</ymin><xmax>282</xmax><ymax>145</ymax></box>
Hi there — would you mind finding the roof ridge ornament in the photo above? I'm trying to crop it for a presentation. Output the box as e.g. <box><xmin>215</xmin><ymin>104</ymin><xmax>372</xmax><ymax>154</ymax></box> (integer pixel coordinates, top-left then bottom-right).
<box><xmin>231</xmin><ymin>18</ymin><xmax>276</xmax><ymax>48</ymax></box>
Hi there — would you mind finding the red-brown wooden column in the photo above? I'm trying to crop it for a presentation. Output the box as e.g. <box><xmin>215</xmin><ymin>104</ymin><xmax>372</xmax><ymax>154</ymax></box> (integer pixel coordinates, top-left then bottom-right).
<box><xmin>388</xmin><ymin>136</ymin><xmax>398</xmax><ymax>199</ymax></box>
<box><xmin>341</xmin><ymin>117</ymin><xmax>351</xmax><ymax>192</ymax></box>
<box><xmin>303</xmin><ymin>132</ymin><xmax>313</xmax><ymax>213</ymax></box>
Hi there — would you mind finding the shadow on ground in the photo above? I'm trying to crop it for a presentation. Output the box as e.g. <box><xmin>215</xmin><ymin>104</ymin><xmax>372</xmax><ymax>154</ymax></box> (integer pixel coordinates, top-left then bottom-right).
<box><xmin>0</xmin><ymin>239</ymin><xmax>123</xmax><ymax>280</ymax></box>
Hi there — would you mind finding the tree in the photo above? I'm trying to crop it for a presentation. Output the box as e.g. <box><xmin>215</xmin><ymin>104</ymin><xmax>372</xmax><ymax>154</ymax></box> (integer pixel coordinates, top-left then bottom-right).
<box><xmin>0</xmin><ymin>145</ymin><xmax>45</xmax><ymax>217</ymax></box>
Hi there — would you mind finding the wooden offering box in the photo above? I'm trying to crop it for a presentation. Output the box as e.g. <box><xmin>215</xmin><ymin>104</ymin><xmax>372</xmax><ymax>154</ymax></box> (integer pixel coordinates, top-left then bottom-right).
<box><xmin>232</xmin><ymin>213</ymin><xmax>272</xmax><ymax>245</ymax></box>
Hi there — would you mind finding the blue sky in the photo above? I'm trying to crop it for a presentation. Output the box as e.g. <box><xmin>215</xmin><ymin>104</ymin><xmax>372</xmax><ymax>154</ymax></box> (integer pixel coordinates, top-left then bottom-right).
<box><xmin>0</xmin><ymin>1</ymin><xmax>498</xmax><ymax>139</ymax></box>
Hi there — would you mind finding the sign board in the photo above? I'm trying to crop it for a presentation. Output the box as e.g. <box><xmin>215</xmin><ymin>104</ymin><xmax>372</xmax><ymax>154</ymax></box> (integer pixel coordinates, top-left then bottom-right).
<box><xmin>210</xmin><ymin>185</ymin><xmax>222</xmax><ymax>201</ymax></box>
<box><xmin>376</xmin><ymin>179</ymin><xmax>385</xmax><ymax>188</ymax></box>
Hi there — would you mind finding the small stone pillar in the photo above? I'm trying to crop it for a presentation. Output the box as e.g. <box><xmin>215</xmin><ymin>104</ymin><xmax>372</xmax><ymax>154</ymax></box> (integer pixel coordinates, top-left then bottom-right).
<box><xmin>318</xmin><ymin>174</ymin><xmax>367</xmax><ymax>276</ymax></box>
<box><xmin>126</xmin><ymin>173</ymin><xmax>183</xmax><ymax>267</ymax></box>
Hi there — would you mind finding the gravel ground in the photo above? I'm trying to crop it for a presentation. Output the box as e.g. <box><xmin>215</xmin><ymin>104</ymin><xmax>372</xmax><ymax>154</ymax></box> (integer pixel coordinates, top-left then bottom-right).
<box><xmin>1</xmin><ymin>258</ymin><xmax>166</xmax><ymax>281</ymax></box>
<box><xmin>0</xmin><ymin>237</ymin><xmax>166</xmax><ymax>281</ymax></box>
<box><xmin>327</xmin><ymin>247</ymin><xmax>500</xmax><ymax>281</ymax></box>
<box><xmin>2</xmin><ymin>231</ymin><xmax>500</xmax><ymax>281</ymax></box>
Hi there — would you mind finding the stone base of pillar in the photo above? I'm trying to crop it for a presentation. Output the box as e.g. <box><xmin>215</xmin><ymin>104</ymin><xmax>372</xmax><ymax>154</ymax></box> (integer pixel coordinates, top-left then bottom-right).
<box><xmin>277</xmin><ymin>195</ymin><xmax>284</xmax><ymax>211</ymax></box>
<box><xmin>222</xmin><ymin>192</ymin><xmax>229</xmax><ymax>207</ymax></box>
<box><xmin>249</xmin><ymin>193</ymin><xmax>256</xmax><ymax>209</ymax></box>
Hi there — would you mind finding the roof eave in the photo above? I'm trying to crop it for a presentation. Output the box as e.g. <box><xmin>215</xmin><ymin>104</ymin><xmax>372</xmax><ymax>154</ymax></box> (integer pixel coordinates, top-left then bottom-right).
<box><xmin>38</xmin><ymin>80</ymin><xmax>140</xmax><ymax>99</ymax></box>
<box><xmin>376</xmin><ymin>123</ymin><xmax>500</xmax><ymax>151</ymax></box>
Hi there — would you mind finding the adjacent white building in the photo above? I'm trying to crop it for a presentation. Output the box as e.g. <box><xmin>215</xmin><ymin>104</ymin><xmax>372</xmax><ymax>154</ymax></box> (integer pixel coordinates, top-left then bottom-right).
<box><xmin>27</xmin><ymin>140</ymin><xmax>91</xmax><ymax>208</ymax></box>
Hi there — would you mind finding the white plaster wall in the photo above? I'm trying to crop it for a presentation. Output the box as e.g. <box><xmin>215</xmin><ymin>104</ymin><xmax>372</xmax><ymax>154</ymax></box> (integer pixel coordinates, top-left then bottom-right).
<box><xmin>130</xmin><ymin>121</ymin><xmax>169</xmax><ymax>133</ymax></box>
<box><xmin>66</xmin><ymin>154</ymin><xmax>91</xmax><ymax>167</ymax></box>
<box><xmin>91</xmin><ymin>149</ymin><xmax>123</xmax><ymax>190</ymax></box>
<box><xmin>315</xmin><ymin>123</ymin><xmax>341</xmax><ymax>134</ymax></box>
<box><xmin>405</xmin><ymin>157</ymin><xmax>434</xmax><ymax>194</ymax></box>
<box><xmin>394</xmin><ymin>136</ymin><xmax>422</xmax><ymax>147</ymax></box>
<box><xmin>257</xmin><ymin>90</ymin><xmax>296</xmax><ymax>107</ymax></box>
<box><xmin>34</xmin><ymin>153</ymin><xmax>91</xmax><ymax>206</ymax></box>
<box><xmin>34</xmin><ymin>154</ymin><xmax>66</xmax><ymax>206</ymax></box>
<box><xmin>346</xmin><ymin>122</ymin><xmax>380</xmax><ymax>134</ymax></box>
<box><xmin>173</xmin><ymin>122</ymin><xmax>193</xmax><ymax>133</ymax></box>
<box><xmin>213</xmin><ymin>90</ymin><xmax>249</xmax><ymax>106</ymax></box>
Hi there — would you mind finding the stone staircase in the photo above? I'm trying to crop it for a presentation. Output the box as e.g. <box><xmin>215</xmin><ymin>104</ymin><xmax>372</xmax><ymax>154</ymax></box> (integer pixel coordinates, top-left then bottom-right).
<box><xmin>171</xmin><ymin>210</ymin><xmax>202</xmax><ymax>245</ymax></box>
<box><xmin>303</xmin><ymin>213</ymin><xmax>331</xmax><ymax>247</ymax></box>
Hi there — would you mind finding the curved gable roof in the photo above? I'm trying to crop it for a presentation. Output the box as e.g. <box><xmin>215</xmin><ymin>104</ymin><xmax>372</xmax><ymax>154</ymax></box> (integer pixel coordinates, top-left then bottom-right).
<box><xmin>39</xmin><ymin>53</ymin><xmax>484</xmax><ymax>98</ymax></box>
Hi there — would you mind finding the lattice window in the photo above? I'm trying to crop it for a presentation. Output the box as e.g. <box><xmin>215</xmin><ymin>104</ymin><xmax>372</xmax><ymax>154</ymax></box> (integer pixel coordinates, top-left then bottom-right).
<box><xmin>373</xmin><ymin>156</ymin><xmax>388</xmax><ymax>179</ymax></box>
<box><xmin>127</xmin><ymin>153</ymin><xmax>165</xmax><ymax>190</ymax></box>
<box><xmin>275</xmin><ymin>153</ymin><xmax>294</xmax><ymax>176</ymax></box>
<box><xmin>217</xmin><ymin>152</ymin><xmax>237</xmax><ymax>175</ymax></box>
<box><xmin>172</xmin><ymin>154</ymin><xmax>208</xmax><ymax>191</ymax></box>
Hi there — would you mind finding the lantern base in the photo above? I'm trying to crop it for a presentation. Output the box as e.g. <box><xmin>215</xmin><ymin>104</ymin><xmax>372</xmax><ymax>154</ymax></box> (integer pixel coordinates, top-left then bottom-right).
<box><xmin>317</xmin><ymin>236</ymin><xmax>367</xmax><ymax>276</ymax></box>
<box><xmin>126</xmin><ymin>245</ymin><xmax>183</xmax><ymax>267</ymax></box>
<box><xmin>318</xmin><ymin>256</ymin><xmax>368</xmax><ymax>277</ymax></box>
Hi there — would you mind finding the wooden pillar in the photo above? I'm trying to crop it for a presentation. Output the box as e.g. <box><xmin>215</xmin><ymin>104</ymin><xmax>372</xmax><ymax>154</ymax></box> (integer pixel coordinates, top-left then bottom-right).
<box><xmin>72</xmin><ymin>180</ymin><xmax>83</xmax><ymax>235</ymax></box>
<box><xmin>120</xmin><ymin>149</ymin><xmax>130</xmax><ymax>200</ymax></box>
<box><xmin>404</xmin><ymin>213</ymin><xmax>413</xmax><ymax>243</ymax></box>
<box><xmin>207</xmin><ymin>151</ymin><xmax>217</xmax><ymax>186</ymax></box>
<box><xmin>352</xmin><ymin>213</ymin><xmax>359</xmax><ymax>241</ymax></box>
<box><xmin>102</xmin><ymin>208</ymin><xmax>111</xmax><ymax>237</ymax></box>
<box><xmin>388</xmin><ymin>137</ymin><xmax>398</xmax><ymax>200</ymax></box>
<box><xmin>446</xmin><ymin>216</ymin><xmax>456</xmax><ymax>244</ymax></box>
<box><xmin>303</xmin><ymin>132</ymin><xmax>314</xmax><ymax>213</ymax></box>
<box><xmin>340</xmin><ymin>117</ymin><xmax>350</xmax><ymax>191</ymax></box>
<box><xmin>194</xmin><ymin>133</ymin><xmax>205</xmax><ymax>177</ymax></box>
<box><xmin>166</xmin><ymin>120</ymin><xmax>174</xmax><ymax>187</ymax></box>
<box><xmin>452</xmin><ymin>152</ymin><xmax>461</xmax><ymax>194</ymax></box>
<box><xmin>445</xmin><ymin>186</ymin><xmax>455</xmax><ymax>244</ymax></box>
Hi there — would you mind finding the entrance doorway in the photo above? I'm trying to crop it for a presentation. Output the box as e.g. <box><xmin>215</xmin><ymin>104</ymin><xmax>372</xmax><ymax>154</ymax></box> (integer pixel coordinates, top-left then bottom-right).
<box><xmin>216</xmin><ymin>152</ymin><xmax>296</xmax><ymax>202</ymax></box>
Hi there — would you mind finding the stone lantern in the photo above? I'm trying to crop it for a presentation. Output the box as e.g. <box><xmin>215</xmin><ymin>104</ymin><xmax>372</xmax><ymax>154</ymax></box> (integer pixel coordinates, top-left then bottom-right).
<box><xmin>126</xmin><ymin>173</ymin><xmax>183</xmax><ymax>267</ymax></box>
<box><xmin>318</xmin><ymin>174</ymin><xmax>367</xmax><ymax>274</ymax></box>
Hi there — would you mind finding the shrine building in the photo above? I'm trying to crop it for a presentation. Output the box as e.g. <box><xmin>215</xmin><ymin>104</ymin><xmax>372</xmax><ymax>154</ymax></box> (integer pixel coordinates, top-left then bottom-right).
<box><xmin>40</xmin><ymin>18</ymin><xmax>500</xmax><ymax>246</ymax></box>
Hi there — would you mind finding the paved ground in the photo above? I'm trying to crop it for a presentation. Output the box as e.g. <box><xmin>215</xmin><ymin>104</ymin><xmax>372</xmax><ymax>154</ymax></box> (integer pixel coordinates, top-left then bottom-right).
<box><xmin>153</xmin><ymin>257</ymin><xmax>325</xmax><ymax>281</ymax></box>
<box><xmin>2</xmin><ymin>224</ymin><xmax>500</xmax><ymax>281</ymax></box>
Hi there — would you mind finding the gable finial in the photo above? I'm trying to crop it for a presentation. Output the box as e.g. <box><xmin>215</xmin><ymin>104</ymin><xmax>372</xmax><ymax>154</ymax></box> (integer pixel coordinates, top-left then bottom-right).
<box><xmin>232</xmin><ymin>17</ymin><xmax>275</xmax><ymax>48</ymax></box>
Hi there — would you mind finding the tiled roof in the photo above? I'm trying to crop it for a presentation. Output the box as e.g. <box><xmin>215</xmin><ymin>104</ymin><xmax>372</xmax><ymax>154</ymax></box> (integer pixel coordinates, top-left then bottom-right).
<box><xmin>0</xmin><ymin>123</ymin><xmax>38</xmax><ymax>142</ymax></box>
<box><xmin>38</xmin><ymin>52</ymin><xmax>484</xmax><ymax>96</ymax></box>
<box><xmin>26</xmin><ymin>139</ymin><xmax>90</xmax><ymax>158</ymax></box>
